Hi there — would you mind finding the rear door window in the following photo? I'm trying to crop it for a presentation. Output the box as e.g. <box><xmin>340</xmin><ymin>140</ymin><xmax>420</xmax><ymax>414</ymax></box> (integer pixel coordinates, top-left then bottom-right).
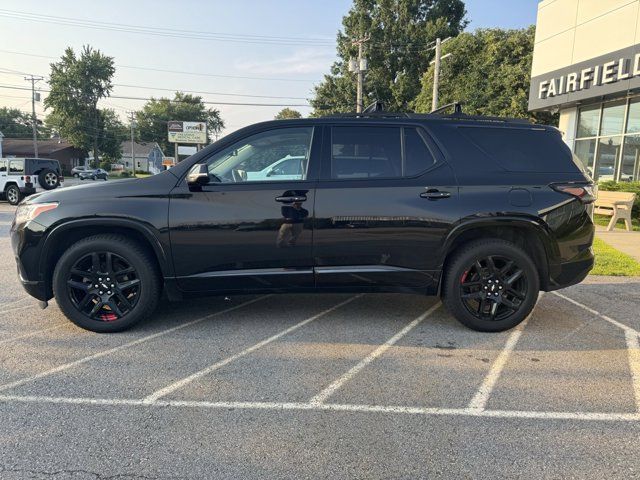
<box><xmin>330</xmin><ymin>126</ymin><xmax>436</xmax><ymax>179</ymax></box>
<box><xmin>459</xmin><ymin>127</ymin><xmax>576</xmax><ymax>173</ymax></box>
<box><xmin>9</xmin><ymin>159</ymin><xmax>24</xmax><ymax>174</ymax></box>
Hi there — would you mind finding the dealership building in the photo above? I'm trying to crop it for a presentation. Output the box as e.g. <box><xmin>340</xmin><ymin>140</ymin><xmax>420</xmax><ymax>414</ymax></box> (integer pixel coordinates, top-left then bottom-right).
<box><xmin>530</xmin><ymin>0</ymin><xmax>640</xmax><ymax>182</ymax></box>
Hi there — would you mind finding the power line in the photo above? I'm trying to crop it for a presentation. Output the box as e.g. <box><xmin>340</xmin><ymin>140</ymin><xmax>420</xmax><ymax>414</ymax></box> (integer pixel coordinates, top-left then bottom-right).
<box><xmin>0</xmin><ymin>49</ymin><xmax>319</xmax><ymax>83</ymax></box>
<box><xmin>0</xmin><ymin>9</ymin><xmax>336</xmax><ymax>47</ymax></box>
<box><xmin>0</xmin><ymin>84</ymin><xmax>310</xmax><ymax>107</ymax></box>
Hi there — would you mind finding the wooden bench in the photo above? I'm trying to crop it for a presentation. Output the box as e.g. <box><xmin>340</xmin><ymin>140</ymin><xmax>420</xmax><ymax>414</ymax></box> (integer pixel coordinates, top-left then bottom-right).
<box><xmin>594</xmin><ymin>191</ymin><xmax>637</xmax><ymax>231</ymax></box>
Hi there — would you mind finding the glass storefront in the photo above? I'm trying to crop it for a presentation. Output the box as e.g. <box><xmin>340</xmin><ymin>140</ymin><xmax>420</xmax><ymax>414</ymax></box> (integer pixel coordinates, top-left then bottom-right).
<box><xmin>574</xmin><ymin>97</ymin><xmax>640</xmax><ymax>182</ymax></box>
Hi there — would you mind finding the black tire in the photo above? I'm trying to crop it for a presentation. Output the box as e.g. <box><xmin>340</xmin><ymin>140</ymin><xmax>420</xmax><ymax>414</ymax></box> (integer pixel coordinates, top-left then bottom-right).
<box><xmin>52</xmin><ymin>234</ymin><xmax>161</xmax><ymax>333</ymax></box>
<box><xmin>38</xmin><ymin>168</ymin><xmax>59</xmax><ymax>190</ymax></box>
<box><xmin>91</xmin><ymin>175</ymin><xmax>96</xmax><ymax>181</ymax></box>
<box><xmin>73</xmin><ymin>173</ymin><xmax>79</xmax><ymax>178</ymax></box>
<box><xmin>5</xmin><ymin>184</ymin><xmax>21</xmax><ymax>205</ymax></box>
<box><xmin>442</xmin><ymin>239</ymin><xmax>540</xmax><ymax>332</ymax></box>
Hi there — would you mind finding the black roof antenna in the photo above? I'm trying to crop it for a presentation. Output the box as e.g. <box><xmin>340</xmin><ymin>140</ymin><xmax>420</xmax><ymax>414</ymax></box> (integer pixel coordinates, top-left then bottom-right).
<box><xmin>429</xmin><ymin>102</ymin><xmax>463</xmax><ymax>115</ymax></box>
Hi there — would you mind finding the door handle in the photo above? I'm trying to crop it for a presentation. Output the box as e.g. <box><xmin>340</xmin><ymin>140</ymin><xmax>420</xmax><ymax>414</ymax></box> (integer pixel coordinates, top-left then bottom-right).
<box><xmin>420</xmin><ymin>189</ymin><xmax>451</xmax><ymax>200</ymax></box>
<box><xmin>275</xmin><ymin>195</ymin><xmax>307</xmax><ymax>203</ymax></box>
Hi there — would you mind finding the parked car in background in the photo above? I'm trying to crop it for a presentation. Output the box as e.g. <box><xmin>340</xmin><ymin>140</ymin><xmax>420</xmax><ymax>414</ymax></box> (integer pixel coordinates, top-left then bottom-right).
<box><xmin>71</xmin><ymin>165</ymin><xmax>90</xmax><ymax>177</ymax></box>
<box><xmin>1</xmin><ymin>157</ymin><xmax>63</xmax><ymax>205</ymax></box>
<box><xmin>11</xmin><ymin>108</ymin><xmax>595</xmax><ymax>333</ymax></box>
<box><xmin>79</xmin><ymin>168</ymin><xmax>109</xmax><ymax>181</ymax></box>
<box><xmin>245</xmin><ymin>155</ymin><xmax>306</xmax><ymax>181</ymax></box>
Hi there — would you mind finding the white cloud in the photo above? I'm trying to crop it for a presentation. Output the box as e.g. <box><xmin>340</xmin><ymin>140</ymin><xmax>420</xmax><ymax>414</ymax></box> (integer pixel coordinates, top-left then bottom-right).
<box><xmin>234</xmin><ymin>48</ymin><xmax>336</xmax><ymax>75</ymax></box>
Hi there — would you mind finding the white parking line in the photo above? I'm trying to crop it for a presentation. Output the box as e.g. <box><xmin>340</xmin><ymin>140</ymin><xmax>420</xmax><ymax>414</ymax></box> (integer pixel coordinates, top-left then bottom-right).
<box><xmin>553</xmin><ymin>291</ymin><xmax>640</xmax><ymax>412</ymax></box>
<box><xmin>0</xmin><ymin>323</ymin><xmax>67</xmax><ymax>345</ymax></box>
<box><xmin>467</xmin><ymin>293</ymin><xmax>543</xmax><ymax>411</ymax></box>
<box><xmin>0</xmin><ymin>296</ymin><xmax>30</xmax><ymax>309</ymax></box>
<box><xmin>143</xmin><ymin>295</ymin><xmax>363</xmax><ymax>403</ymax></box>
<box><xmin>625</xmin><ymin>331</ymin><xmax>640</xmax><ymax>413</ymax></box>
<box><xmin>0</xmin><ymin>296</ymin><xmax>269</xmax><ymax>393</ymax></box>
<box><xmin>0</xmin><ymin>304</ymin><xmax>34</xmax><ymax>315</ymax></box>
<box><xmin>309</xmin><ymin>302</ymin><xmax>441</xmax><ymax>405</ymax></box>
<box><xmin>552</xmin><ymin>291</ymin><xmax>640</xmax><ymax>336</ymax></box>
<box><xmin>1</xmin><ymin>394</ymin><xmax>639</xmax><ymax>422</ymax></box>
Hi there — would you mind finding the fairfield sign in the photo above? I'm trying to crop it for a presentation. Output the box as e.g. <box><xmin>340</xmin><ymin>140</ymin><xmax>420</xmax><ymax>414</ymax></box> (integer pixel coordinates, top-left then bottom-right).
<box><xmin>529</xmin><ymin>44</ymin><xmax>640</xmax><ymax>111</ymax></box>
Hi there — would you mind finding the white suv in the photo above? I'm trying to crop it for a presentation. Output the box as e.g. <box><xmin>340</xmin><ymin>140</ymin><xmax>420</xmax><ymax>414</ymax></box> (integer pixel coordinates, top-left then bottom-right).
<box><xmin>0</xmin><ymin>157</ymin><xmax>63</xmax><ymax>205</ymax></box>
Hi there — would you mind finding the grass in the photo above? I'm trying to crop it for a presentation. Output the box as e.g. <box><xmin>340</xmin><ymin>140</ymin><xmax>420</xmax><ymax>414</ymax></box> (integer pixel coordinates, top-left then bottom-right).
<box><xmin>593</xmin><ymin>214</ymin><xmax>640</xmax><ymax>231</ymax></box>
<box><xmin>590</xmin><ymin>237</ymin><xmax>640</xmax><ymax>276</ymax></box>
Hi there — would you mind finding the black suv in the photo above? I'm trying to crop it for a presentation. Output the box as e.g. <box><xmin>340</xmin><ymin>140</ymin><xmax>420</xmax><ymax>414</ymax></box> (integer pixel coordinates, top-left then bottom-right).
<box><xmin>11</xmin><ymin>112</ymin><xmax>595</xmax><ymax>333</ymax></box>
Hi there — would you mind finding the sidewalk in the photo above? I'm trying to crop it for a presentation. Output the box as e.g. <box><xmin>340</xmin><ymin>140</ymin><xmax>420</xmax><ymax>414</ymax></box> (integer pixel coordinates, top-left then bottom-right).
<box><xmin>595</xmin><ymin>225</ymin><xmax>640</xmax><ymax>263</ymax></box>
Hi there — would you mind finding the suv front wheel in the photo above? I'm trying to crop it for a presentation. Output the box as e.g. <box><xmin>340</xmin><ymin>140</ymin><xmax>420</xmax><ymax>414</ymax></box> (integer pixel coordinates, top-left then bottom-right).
<box><xmin>442</xmin><ymin>239</ymin><xmax>540</xmax><ymax>332</ymax></box>
<box><xmin>52</xmin><ymin>234</ymin><xmax>161</xmax><ymax>332</ymax></box>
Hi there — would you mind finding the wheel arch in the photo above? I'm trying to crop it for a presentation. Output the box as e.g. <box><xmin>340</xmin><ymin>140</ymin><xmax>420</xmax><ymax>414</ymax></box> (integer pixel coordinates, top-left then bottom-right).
<box><xmin>40</xmin><ymin>218</ymin><xmax>172</xmax><ymax>298</ymax></box>
<box><xmin>440</xmin><ymin>217</ymin><xmax>555</xmax><ymax>291</ymax></box>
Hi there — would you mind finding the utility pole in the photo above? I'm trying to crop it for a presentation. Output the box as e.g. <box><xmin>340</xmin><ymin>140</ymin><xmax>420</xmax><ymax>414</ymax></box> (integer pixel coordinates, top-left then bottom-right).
<box><xmin>430</xmin><ymin>37</ymin><xmax>452</xmax><ymax>112</ymax></box>
<box><xmin>431</xmin><ymin>38</ymin><xmax>442</xmax><ymax>113</ymax></box>
<box><xmin>127</xmin><ymin>111</ymin><xmax>136</xmax><ymax>175</ymax></box>
<box><xmin>349</xmin><ymin>35</ymin><xmax>370</xmax><ymax>113</ymax></box>
<box><xmin>24</xmin><ymin>75</ymin><xmax>44</xmax><ymax>158</ymax></box>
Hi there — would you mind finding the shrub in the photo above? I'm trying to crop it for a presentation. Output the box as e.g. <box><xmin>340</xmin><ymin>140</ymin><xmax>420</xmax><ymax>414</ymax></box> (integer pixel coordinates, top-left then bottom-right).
<box><xmin>120</xmin><ymin>171</ymin><xmax>131</xmax><ymax>178</ymax></box>
<box><xmin>597</xmin><ymin>181</ymin><xmax>640</xmax><ymax>218</ymax></box>
<box><xmin>99</xmin><ymin>161</ymin><xmax>112</xmax><ymax>172</ymax></box>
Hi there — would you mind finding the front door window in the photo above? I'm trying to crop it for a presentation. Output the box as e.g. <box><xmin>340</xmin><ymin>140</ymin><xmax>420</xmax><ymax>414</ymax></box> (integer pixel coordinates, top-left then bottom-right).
<box><xmin>205</xmin><ymin>127</ymin><xmax>313</xmax><ymax>183</ymax></box>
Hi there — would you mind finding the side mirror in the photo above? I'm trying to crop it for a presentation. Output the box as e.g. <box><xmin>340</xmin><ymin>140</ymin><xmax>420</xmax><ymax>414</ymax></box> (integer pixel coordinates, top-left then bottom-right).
<box><xmin>186</xmin><ymin>164</ymin><xmax>210</xmax><ymax>187</ymax></box>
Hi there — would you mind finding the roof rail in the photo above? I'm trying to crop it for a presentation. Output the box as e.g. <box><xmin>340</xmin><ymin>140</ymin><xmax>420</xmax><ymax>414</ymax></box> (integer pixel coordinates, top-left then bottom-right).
<box><xmin>429</xmin><ymin>102</ymin><xmax>463</xmax><ymax>115</ymax></box>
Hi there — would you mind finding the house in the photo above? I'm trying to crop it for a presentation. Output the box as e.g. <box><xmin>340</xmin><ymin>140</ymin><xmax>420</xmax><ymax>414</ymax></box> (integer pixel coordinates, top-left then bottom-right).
<box><xmin>120</xmin><ymin>141</ymin><xmax>165</xmax><ymax>174</ymax></box>
<box><xmin>1</xmin><ymin>138</ymin><xmax>86</xmax><ymax>175</ymax></box>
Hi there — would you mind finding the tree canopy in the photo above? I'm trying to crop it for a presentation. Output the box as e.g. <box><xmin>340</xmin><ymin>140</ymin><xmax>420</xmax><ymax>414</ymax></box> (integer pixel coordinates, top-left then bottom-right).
<box><xmin>135</xmin><ymin>92</ymin><xmax>225</xmax><ymax>154</ymax></box>
<box><xmin>44</xmin><ymin>46</ymin><xmax>115</xmax><ymax>161</ymax></box>
<box><xmin>275</xmin><ymin>108</ymin><xmax>302</xmax><ymax>120</ymax></box>
<box><xmin>311</xmin><ymin>0</ymin><xmax>467</xmax><ymax>115</ymax></box>
<box><xmin>0</xmin><ymin>107</ymin><xmax>50</xmax><ymax>139</ymax></box>
<box><xmin>413</xmin><ymin>27</ymin><xmax>556</xmax><ymax>123</ymax></box>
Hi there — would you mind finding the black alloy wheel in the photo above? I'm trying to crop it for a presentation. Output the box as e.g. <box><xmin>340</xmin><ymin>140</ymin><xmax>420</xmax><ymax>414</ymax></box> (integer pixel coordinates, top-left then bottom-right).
<box><xmin>459</xmin><ymin>255</ymin><xmax>528</xmax><ymax>322</ymax></box>
<box><xmin>66</xmin><ymin>251</ymin><xmax>141</xmax><ymax>322</ymax></box>
<box><xmin>53</xmin><ymin>234</ymin><xmax>161</xmax><ymax>332</ymax></box>
<box><xmin>443</xmin><ymin>239</ymin><xmax>540</xmax><ymax>332</ymax></box>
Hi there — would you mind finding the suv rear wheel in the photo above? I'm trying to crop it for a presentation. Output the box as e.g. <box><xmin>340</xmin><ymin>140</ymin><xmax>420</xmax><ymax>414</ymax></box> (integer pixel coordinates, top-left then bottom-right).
<box><xmin>5</xmin><ymin>184</ymin><xmax>21</xmax><ymax>205</ymax></box>
<box><xmin>52</xmin><ymin>234</ymin><xmax>161</xmax><ymax>333</ymax></box>
<box><xmin>38</xmin><ymin>168</ymin><xmax>59</xmax><ymax>190</ymax></box>
<box><xmin>442</xmin><ymin>239</ymin><xmax>540</xmax><ymax>332</ymax></box>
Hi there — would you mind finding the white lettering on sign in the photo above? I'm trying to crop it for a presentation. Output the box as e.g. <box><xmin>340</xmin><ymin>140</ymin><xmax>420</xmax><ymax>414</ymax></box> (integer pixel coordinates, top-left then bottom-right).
<box><xmin>602</xmin><ymin>61</ymin><xmax>616</xmax><ymax>83</ymax></box>
<box><xmin>536</xmin><ymin>51</ymin><xmax>640</xmax><ymax>100</ymax></box>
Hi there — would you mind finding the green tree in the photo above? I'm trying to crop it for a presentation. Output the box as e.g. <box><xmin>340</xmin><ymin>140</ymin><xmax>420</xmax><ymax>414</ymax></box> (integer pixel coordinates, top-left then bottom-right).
<box><xmin>45</xmin><ymin>46</ymin><xmax>115</xmax><ymax>161</ymax></box>
<box><xmin>413</xmin><ymin>27</ymin><xmax>557</xmax><ymax>124</ymax></box>
<box><xmin>275</xmin><ymin>108</ymin><xmax>302</xmax><ymax>120</ymax></box>
<box><xmin>97</xmin><ymin>109</ymin><xmax>128</xmax><ymax>162</ymax></box>
<box><xmin>311</xmin><ymin>0</ymin><xmax>467</xmax><ymax>115</ymax></box>
<box><xmin>135</xmin><ymin>92</ymin><xmax>225</xmax><ymax>154</ymax></box>
<box><xmin>0</xmin><ymin>107</ymin><xmax>50</xmax><ymax>139</ymax></box>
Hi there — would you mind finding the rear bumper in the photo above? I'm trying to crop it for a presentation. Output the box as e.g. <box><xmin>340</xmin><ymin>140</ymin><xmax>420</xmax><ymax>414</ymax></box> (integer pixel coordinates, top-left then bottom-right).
<box><xmin>19</xmin><ymin>183</ymin><xmax>36</xmax><ymax>195</ymax></box>
<box><xmin>546</xmin><ymin>246</ymin><xmax>594</xmax><ymax>291</ymax></box>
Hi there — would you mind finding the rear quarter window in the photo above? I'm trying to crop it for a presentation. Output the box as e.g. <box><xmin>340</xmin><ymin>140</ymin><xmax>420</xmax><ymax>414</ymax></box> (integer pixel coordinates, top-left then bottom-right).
<box><xmin>459</xmin><ymin>126</ymin><xmax>578</xmax><ymax>173</ymax></box>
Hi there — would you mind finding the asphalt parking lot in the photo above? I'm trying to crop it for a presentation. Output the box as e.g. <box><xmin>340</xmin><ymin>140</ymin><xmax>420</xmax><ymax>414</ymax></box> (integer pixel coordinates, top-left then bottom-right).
<box><xmin>1</xmin><ymin>202</ymin><xmax>640</xmax><ymax>479</ymax></box>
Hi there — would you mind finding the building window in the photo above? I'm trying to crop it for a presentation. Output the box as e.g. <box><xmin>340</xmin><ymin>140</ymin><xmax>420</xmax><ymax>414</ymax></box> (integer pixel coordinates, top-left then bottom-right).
<box><xmin>574</xmin><ymin>97</ymin><xmax>640</xmax><ymax>182</ymax></box>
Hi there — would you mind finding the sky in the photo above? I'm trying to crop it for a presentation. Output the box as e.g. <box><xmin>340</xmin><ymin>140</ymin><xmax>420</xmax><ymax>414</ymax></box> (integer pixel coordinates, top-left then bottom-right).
<box><xmin>0</xmin><ymin>0</ymin><xmax>540</xmax><ymax>141</ymax></box>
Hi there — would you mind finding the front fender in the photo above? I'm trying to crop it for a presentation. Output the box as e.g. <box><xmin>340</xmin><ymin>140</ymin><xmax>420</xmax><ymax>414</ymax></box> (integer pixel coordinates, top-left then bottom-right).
<box><xmin>39</xmin><ymin>217</ymin><xmax>173</xmax><ymax>280</ymax></box>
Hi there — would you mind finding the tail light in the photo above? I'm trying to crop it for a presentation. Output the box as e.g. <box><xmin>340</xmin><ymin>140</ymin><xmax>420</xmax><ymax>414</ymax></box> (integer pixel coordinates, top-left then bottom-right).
<box><xmin>24</xmin><ymin>175</ymin><xmax>31</xmax><ymax>183</ymax></box>
<box><xmin>550</xmin><ymin>183</ymin><xmax>596</xmax><ymax>204</ymax></box>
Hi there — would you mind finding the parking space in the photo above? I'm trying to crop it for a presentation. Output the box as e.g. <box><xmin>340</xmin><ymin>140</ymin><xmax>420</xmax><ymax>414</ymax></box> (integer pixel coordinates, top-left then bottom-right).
<box><xmin>1</xmin><ymin>202</ymin><xmax>640</xmax><ymax>478</ymax></box>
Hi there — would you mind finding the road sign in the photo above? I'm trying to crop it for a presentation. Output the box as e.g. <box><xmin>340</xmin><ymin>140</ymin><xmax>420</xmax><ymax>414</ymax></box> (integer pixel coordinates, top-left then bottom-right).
<box><xmin>162</xmin><ymin>157</ymin><xmax>176</xmax><ymax>167</ymax></box>
<box><xmin>167</xmin><ymin>121</ymin><xmax>207</xmax><ymax>144</ymax></box>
